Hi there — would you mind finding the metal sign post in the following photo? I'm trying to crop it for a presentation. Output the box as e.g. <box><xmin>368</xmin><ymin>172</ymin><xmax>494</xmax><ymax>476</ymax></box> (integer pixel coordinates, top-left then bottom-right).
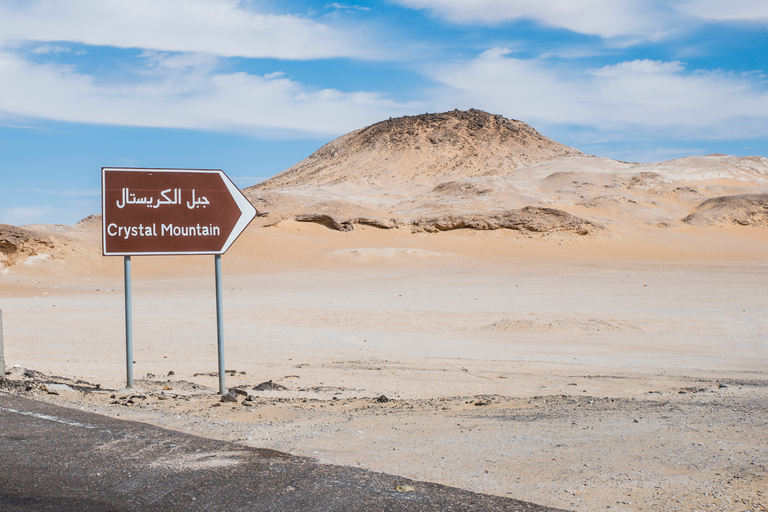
<box><xmin>215</xmin><ymin>254</ymin><xmax>225</xmax><ymax>395</ymax></box>
<box><xmin>0</xmin><ymin>310</ymin><xmax>5</xmax><ymax>378</ymax></box>
<box><xmin>124</xmin><ymin>256</ymin><xmax>134</xmax><ymax>389</ymax></box>
<box><xmin>102</xmin><ymin>168</ymin><xmax>256</xmax><ymax>393</ymax></box>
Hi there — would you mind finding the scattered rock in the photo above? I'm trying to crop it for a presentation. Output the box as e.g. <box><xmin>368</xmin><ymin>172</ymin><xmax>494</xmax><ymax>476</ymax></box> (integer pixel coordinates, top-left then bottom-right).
<box><xmin>39</xmin><ymin>384</ymin><xmax>59</xmax><ymax>395</ymax></box>
<box><xmin>23</xmin><ymin>369</ymin><xmax>47</xmax><ymax>380</ymax></box>
<box><xmin>252</xmin><ymin>380</ymin><xmax>288</xmax><ymax>391</ymax></box>
<box><xmin>431</xmin><ymin>180</ymin><xmax>491</xmax><ymax>196</ymax></box>
<box><xmin>193</xmin><ymin>370</ymin><xmax>238</xmax><ymax>377</ymax></box>
<box><xmin>220</xmin><ymin>390</ymin><xmax>238</xmax><ymax>403</ymax></box>
<box><xmin>39</xmin><ymin>383</ymin><xmax>75</xmax><ymax>395</ymax></box>
<box><xmin>374</xmin><ymin>394</ymin><xmax>390</xmax><ymax>403</ymax></box>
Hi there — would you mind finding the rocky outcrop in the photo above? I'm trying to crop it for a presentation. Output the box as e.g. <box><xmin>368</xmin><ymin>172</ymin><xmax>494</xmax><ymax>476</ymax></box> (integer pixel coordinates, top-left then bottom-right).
<box><xmin>683</xmin><ymin>194</ymin><xmax>768</xmax><ymax>226</ymax></box>
<box><xmin>293</xmin><ymin>207</ymin><xmax>599</xmax><ymax>234</ymax></box>
<box><xmin>0</xmin><ymin>224</ymin><xmax>53</xmax><ymax>266</ymax></box>
<box><xmin>295</xmin><ymin>214</ymin><xmax>397</xmax><ymax>231</ymax></box>
<box><xmin>411</xmin><ymin>207</ymin><xmax>599</xmax><ymax>234</ymax></box>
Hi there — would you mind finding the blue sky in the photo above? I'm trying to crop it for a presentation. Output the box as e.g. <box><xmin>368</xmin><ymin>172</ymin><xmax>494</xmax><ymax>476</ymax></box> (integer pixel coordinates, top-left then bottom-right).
<box><xmin>1</xmin><ymin>0</ymin><xmax>767</xmax><ymax>225</ymax></box>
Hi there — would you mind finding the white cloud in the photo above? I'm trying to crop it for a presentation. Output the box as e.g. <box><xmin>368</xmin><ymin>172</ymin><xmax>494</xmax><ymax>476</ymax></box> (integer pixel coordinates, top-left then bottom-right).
<box><xmin>325</xmin><ymin>3</ymin><xmax>372</xmax><ymax>12</ymax></box>
<box><xmin>140</xmin><ymin>51</ymin><xmax>219</xmax><ymax>72</ymax></box>
<box><xmin>427</xmin><ymin>49</ymin><xmax>768</xmax><ymax>140</ymax></box>
<box><xmin>0</xmin><ymin>0</ymin><xmax>383</xmax><ymax>60</ymax></box>
<box><xmin>0</xmin><ymin>51</ymin><xmax>421</xmax><ymax>137</ymax></box>
<box><xmin>390</xmin><ymin>0</ymin><xmax>675</xmax><ymax>39</ymax></box>
<box><xmin>0</xmin><ymin>205</ymin><xmax>56</xmax><ymax>225</ymax></box>
<box><xmin>392</xmin><ymin>0</ymin><xmax>768</xmax><ymax>39</ymax></box>
<box><xmin>677</xmin><ymin>0</ymin><xmax>768</xmax><ymax>23</ymax></box>
<box><xmin>30</xmin><ymin>45</ymin><xmax>73</xmax><ymax>55</ymax></box>
<box><xmin>588</xmin><ymin>59</ymin><xmax>686</xmax><ymax>77</ymax></box>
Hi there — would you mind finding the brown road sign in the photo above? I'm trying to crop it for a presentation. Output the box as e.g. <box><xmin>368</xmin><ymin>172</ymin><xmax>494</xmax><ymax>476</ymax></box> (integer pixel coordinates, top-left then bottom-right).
<box><xmin>102</xmin><ymin>168</ymin><xmax>256</xmax><ymax>255</ymax></box>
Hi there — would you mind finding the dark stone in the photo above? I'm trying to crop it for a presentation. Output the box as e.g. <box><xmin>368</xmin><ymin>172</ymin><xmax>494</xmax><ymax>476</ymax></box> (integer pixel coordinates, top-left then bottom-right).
<box><xmin>24</xmin><ymin>369</ymin><xmax>46</xmax><ymax>380</ymax></box>
<box><xmin>374</xmin><ymin>395</ymin><xmax>389</xmax><ymax>403</ymax></box>
<box><xmin>252</xmin><ymin>380</ymin><xmax>288</xmax><ymax>391</ymax></box>
<box><xmin>220</xmin><ymin>391</ymin><xmax>238</xmax><ymax>403</ymax></box>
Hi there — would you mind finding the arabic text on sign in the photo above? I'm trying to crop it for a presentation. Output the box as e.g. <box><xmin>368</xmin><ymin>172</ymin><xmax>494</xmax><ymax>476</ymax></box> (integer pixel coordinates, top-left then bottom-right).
<box><xmin>116</xmin><ymin>188</ymin><xmax>210</xmax><ymax>209</ymax></box>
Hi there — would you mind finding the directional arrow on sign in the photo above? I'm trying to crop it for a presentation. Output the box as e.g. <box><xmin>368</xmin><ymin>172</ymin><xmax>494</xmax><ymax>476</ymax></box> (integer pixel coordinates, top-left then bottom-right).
<box><xmin>102</xmin><ymin>168</ymin><xmax>257</xmax><ymax>256</ymax></box>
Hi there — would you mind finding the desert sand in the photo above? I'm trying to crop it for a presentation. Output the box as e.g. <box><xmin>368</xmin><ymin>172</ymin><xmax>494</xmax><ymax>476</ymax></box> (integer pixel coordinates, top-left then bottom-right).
<box><xmin>1</xmin><ymin>110</ymin><xmax>767</xmax><ymax>511</ymax></box>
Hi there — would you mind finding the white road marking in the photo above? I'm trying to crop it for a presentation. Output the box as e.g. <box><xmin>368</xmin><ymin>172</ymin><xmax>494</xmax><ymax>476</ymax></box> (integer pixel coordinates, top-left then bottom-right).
<box><xmin>0</xmin><ymin>405</ymin><xmax>98</xmax><ymax>429</ymax></box>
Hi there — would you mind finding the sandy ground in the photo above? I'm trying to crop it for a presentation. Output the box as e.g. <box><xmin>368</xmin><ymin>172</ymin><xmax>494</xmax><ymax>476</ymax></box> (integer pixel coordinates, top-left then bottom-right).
<box><xmin>1</xmin><ymin>222</ymin><xmax>767</xmax><ymax>511</ymax></box>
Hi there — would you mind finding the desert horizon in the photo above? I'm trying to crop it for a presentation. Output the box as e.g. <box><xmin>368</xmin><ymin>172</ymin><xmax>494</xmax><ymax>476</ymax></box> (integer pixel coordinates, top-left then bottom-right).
<box><xmin>2</xmin><ymin>110</ymin><xmax>767</xmax><ymax>511</ymax></box>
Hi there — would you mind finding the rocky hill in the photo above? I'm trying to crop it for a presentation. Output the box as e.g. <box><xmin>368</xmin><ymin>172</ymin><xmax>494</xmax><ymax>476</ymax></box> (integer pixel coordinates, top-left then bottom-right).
<box><xmin>245</xmin><ymin>110</ymin><xmax>768</xmax><ymax>233</ymax></box>
<box><xmin>251</xmin><ymin>109</ymin><xmax>582</xmax><ymax>192</ymax></box>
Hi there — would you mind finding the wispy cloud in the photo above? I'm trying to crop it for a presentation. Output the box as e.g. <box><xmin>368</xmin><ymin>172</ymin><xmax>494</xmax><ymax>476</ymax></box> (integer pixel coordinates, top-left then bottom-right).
<box><xmin>677</xmin><ymin>0</ymin><xmax>768</xmax><ymax>23</ymax></box>
<box><xmin>390</xmin><ymin>0</ymin><xmax>678</xmax><ymax>40</ymax></box>
<box><xmin>0</xmin><ymin>0</ymin><xmax>386</xmax><ymax>60</ymax></box>
<box><xmin>325</xmin><ymin>3</ymin><xmax>372</xmax><ymax>13</ymax></box>
<box><xmin>427</xmin><ymin>49</ymin><xmax>768</xmax><ymax>140</ymax></box>
<box><xmin>0</xmin><ymin>51</ymin><xmax>422</xmax><ymax>137</ymax></box>
<box><xmin>139</xmin><ymin>51</ymin><xmax>220</xmax><ymax>72</ymax></box>
<box><xmin>30</xmin><ymin>44</ymin><xmax>75</xmax><ymax>55</ymax></box>
<box><xmin>0</xmin><ymin>205</ymin><xmax>56</xmax><ymax>226</ymax></box>
<box><xmin>392</xmin><ymin>0</ymin><xmax>768</xmax><ymax>40</ymax></box>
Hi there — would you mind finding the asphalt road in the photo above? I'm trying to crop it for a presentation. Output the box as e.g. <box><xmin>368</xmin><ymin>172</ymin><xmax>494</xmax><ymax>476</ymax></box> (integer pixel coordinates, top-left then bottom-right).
<box><xmin>0</xmin><ymin>392</ymin><xmax>569</xmax><ymax>511</ymax></box>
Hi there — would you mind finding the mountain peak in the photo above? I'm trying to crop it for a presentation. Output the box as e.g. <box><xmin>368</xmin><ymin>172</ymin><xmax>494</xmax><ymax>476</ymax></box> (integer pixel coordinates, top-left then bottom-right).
<box><xmin>251</xmin><ymin>109</ymin><xmax>581</xmax><ymax>191</ymax></box>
